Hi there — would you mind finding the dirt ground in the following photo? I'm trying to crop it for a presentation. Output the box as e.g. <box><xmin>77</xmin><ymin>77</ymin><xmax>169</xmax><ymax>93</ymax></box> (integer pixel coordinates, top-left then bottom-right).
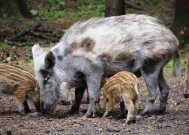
<box><xmin>0</xmin><ymin>59</ymin><xmax>188</xmax><ymax>134</ymax></box>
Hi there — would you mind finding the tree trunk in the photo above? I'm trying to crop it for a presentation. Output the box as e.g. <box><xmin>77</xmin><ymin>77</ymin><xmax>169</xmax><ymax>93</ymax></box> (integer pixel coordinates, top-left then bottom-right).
<box><xmin>172</xmin><ymin>0</ymin><xmax>189</xmax><ymax>44</ymax></box>
<box><xmin>105</xmin><ymin>0</ymin><xmax>125</xmax><ymax>17</ymax></box>
<box><xmin>0</xmin><ymin>0</ymin><xmax>33</xmax><ymax>18</ymax></box>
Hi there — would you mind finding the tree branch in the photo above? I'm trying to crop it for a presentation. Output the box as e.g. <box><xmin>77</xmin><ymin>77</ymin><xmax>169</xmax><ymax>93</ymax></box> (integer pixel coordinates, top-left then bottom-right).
<box><xmin>125</xmin><ymin>1</ymin><xmax>143</xmax><ymax>10</ymax></box>
<box><xmin>7</xmin><ymin>22</ymin><xmax>42</xmax><ymax>41</ymax></box>
<box><xmin>30</xmin><ymin>31</ymin><xmax>58</xmax><ymax>42</ymax></box>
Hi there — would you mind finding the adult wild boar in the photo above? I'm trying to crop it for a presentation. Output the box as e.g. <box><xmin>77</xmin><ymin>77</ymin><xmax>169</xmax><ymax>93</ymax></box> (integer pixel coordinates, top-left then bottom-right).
<box><xmin>32</xmin><ymin>14</ymin><xmax>180</xmax><ymax>117</ymax></box>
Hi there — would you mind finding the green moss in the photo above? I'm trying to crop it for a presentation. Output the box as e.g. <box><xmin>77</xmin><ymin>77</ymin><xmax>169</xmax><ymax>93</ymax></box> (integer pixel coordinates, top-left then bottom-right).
<box><xmin>0</xmin><ymin>43</ymin><xmax>11</xmax><ymax>51</ymax></box>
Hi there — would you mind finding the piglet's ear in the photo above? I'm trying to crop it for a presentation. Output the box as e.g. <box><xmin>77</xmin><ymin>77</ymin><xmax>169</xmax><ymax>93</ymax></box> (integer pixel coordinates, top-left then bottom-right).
<box><xmin>45</xmin><ymin>51</ymin><xmax>56</xmax><ymax>69</ymax></box>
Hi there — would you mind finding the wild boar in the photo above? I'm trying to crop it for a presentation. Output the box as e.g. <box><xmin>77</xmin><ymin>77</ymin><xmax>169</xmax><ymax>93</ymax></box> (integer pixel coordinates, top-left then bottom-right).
<box><xmin>32</xmin><ymin>14</ymin><xmax>180</xmax><ymax>117</ymax></box>
<box><xmin>0</xmin><ymin>63</ymin><xmax>40</xmax><ymax>115</ymax></box>
<box><xmin>99</xmin><ymin>71</ymin><xmax>140</xmax><ymax>124</ymax></box>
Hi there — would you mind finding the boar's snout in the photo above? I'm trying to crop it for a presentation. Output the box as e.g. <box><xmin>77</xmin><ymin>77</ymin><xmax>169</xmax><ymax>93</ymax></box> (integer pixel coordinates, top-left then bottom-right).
<box><xmin>40</xmin><ymin>91</ymin><xmax>58</xmax><ymax>115</ymax></box>
<box><xmin>41</xmin><ymin>101</ymin><xmax>55</xmax><ymax>115</ymax></box>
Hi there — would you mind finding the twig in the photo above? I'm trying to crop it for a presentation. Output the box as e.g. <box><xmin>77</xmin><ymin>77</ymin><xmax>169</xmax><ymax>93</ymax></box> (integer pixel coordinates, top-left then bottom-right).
<box><xmin>34</xmin><ymin>29</ymin><xmax>53</xmax><ymax>33</ymax></box>
<box><xmin>30</xmin><ymin>31</ymin><xmax>58</xmax><ymax>42</ymax></box>
<box><xmin>125</xmin><ymin>1</ymin><xmax>143</xmax><ymax>10</ymax></box>
<box><xmin>7</xmin><ymin>22</ymin><xmax>42</xmax><ymax>41</ymax></box>
<box><xmin>4</xmin><ymin>39</ymin><xmax>25</xmax><ymax>47</ymax></box>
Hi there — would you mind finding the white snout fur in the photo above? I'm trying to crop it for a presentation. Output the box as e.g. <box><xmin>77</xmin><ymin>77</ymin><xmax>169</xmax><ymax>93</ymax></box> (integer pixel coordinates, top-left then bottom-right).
<box><xmin>59</xmin><ymin>82</ymin><xmax>72</xmax><ymax>104</ymax></box>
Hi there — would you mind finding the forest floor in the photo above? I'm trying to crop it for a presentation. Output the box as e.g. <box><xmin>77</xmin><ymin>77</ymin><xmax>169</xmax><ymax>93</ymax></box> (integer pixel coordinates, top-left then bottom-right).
<box><xmin>0</xmin><ymin>0</ymin><xmax>189</xmax><ymax>134</ymax></box>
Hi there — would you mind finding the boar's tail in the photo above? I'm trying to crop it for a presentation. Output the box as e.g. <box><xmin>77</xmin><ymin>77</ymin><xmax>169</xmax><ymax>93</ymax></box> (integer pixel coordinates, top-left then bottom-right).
<box><xmin>173</xmin><ymin>49</ymin><xmax>181</xmax><ymax>77</ymax></box>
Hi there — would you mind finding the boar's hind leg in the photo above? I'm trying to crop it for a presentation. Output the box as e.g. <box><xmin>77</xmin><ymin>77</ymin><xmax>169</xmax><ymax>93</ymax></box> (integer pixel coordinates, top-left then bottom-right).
<box><xmin>158</xmin><ymin>68</ymin><xmax>169</xmax><ymax>114</ymax></box>
<box><xmin>69</xmin><ymin>87</ymin><xmax>86</xmax><ymax>114</ymax></box>
<box><xmin>140</xmin><ymin>60</ymin><xmax>160</xmax><ymax>116</ymax></box>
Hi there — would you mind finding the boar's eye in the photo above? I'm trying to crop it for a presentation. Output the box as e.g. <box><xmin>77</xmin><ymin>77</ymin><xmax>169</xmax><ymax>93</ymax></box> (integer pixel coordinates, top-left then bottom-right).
<box><xmin>44</xmin><ymin>75</ymin><xmax>50</xmax><ymax>84</ymax></box>
<box><xmin>74</xmin><ymin>70</ymin><xmax>85</xmax><ymax>79</ymax></box>
<box><xmin>40</xmin><ymin>69</ymin><xmax>50</xmax><ymax>84</ymax></box>
<box><xmin>40</xmin><ymin>69</ymin><xmax>49</xmax><ymax>78</ymax></box>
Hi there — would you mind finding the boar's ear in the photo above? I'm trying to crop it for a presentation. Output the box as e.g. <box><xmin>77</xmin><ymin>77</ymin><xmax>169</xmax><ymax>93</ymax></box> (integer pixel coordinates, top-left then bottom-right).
<box><xmin>32</xmin><ymin>43</ymin><xmax>43</xmax><ymax>61</ymax></box>
<box><xmin>45</xmin><ymin>51</ymin><xmax>56</xmax><ymax>69</ymax></box>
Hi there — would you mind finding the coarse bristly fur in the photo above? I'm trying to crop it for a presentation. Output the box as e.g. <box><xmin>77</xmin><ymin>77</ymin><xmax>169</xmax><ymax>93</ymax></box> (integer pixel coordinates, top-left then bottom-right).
<box><xmin>32</xmin><ymin>14</ymin><xmax>180</xmax><ymax>117</ymax></box>
<box><xmin>0</xmin><ymin>63</ymin><xmax>40</xmax><ymax>115</ymax></box>
<box><xmin>99</xmin><ymin>71</ymin><xmax>140</xmax><ymax>124</ymax></box>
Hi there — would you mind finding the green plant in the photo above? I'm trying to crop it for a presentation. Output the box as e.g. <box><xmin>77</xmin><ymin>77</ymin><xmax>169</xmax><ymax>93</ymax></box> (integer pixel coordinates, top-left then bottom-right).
<box><xmin>0</xmin><ymin>43</ymin><xmax>11</xmax><ymax>51</ymax></box>
<box><xmin>28</xmin><ymin>59</ymin><xmax>34</xmax><ymax>67</ymax></box>
<box><xmin>0</xmin><ymin>18</ymin><xmax>12</xmax><ymax>25</ymax></box>
<box><xmin>38</xmin><ymin>0</ymin><xmax>104</xmax><ymax>22</ymax></box>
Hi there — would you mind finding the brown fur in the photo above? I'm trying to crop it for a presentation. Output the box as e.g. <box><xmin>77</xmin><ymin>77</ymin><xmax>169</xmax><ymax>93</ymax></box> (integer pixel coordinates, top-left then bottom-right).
<box><xmin>115</xmin><ymin>52</ymin><xmax>133</xmax><ymax>62</ymax></box>
<box><xmin>80</xmin><ymin>37</ymin><xmax>95</xmax><ymax>52</ymax></box>
<box><xmin>70</xmin><ymin>42</ymin><xmax>78</xmax><ymax>51</ymax></box>
<box><xmin>99</xmin><ymin>53</ymin><xmax>112</xmax><ymax>63</ymax></box>
<box><xmin>99</xmin><ymin>71</ymin><xmax>140</xmax><ymax>123</ymax></box>
<box><xmin>0</xmin><ymin>64</ymin><xmax>40</xmax><ymax>115</ymax></box>
<box><xmin>67</xmin><ymin>38</ymin><xmax>95</xmax><ymax>54</ymax></box>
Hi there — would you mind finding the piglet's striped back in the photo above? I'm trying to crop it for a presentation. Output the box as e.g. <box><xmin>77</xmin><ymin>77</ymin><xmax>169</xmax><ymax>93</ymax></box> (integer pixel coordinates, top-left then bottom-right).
<box><xmin>103</xmin><ymin>71</ymin><xmax>139</xmax><ymax>94</ymax></box>
<box><xmin>0</xmin><ymin>63</ymin><xmax>36</xmax><ymax>88</ymax></box>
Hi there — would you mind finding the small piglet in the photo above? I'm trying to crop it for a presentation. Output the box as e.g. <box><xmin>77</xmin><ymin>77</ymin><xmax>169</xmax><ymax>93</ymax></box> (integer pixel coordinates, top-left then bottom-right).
<box><xmin>99</xmin><ymin>71</ymin><xmax>140</xmax><ymax>124</ymax></box>
<box><xmin>0</xmin><ymin>63</ymin><xmax>40</xmax><ymax>115</ymax></box>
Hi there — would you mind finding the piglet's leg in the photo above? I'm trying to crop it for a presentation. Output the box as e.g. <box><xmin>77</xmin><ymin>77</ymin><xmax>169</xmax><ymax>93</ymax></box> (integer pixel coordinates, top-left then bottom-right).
<box><xmin>103</xmin><ymin>97</ymin><xmax>114</xmax><ymax>117</ymax></box>
<box><xmin>84</xmin><ymin>75</ymin><xmax>102</xmax><ymax>118</ymax></box>
<box><xmin>15</xmin><ymin>92</ymin><xmax>30</xmax><ymax>115</ymax></box>
<box><xmin>124</xmin><ymin>98</ymin><xmax>135</xmax><ymax>124</ymax></box>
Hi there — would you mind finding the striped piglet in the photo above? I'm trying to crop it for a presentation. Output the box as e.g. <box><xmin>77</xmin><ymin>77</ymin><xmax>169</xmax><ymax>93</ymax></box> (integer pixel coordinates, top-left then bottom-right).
<box><xmin>0</xmin><ymin>63</ymin><xmax>40</xmax><ymax>115</ymax></box>
<box><xmin>99</xmin><ymin>71</ymin><xmax>140</xmax><ymax>124</ymax></box>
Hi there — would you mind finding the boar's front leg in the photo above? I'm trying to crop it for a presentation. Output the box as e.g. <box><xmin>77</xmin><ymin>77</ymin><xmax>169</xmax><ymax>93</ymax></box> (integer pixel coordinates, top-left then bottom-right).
<box><xmin>69</xmin><ymin>87</ymin><xmax>86</xmax><ymax>114</ymax></box>
<box><xmin>84</xmin><ymin>74</ymin><xmax>102</xmax><ymax>118</ymax></box>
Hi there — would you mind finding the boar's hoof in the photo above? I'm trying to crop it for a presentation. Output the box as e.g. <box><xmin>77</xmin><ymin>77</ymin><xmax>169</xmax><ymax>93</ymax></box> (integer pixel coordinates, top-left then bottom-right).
<box><xmin>18</xmin><ymin>111</ymin><xmax>26</xmax><ymax>116</ymax></box>
<box><xmin>140</xmin><ymin>109</ymin><xmax>153</xmax><ymax>116</ymax></box>
<box><xmin>83</xmin><ymin>111</ymin><xmax>96</xmax><ymax>118</ymax></box>
<box><xmin>156</xmin><ymin>108</ymin><xmax>166</xmax><ymax>115</ymax></box>
<box><xmin>68</xmin><ymin>108</ymin><xmax>79</xmax><ymax>115</ymax></box>
<box><xmin>24</xmin><ymin>107</ymin><xmax>31</xmax><ymax>113</ymax></box>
